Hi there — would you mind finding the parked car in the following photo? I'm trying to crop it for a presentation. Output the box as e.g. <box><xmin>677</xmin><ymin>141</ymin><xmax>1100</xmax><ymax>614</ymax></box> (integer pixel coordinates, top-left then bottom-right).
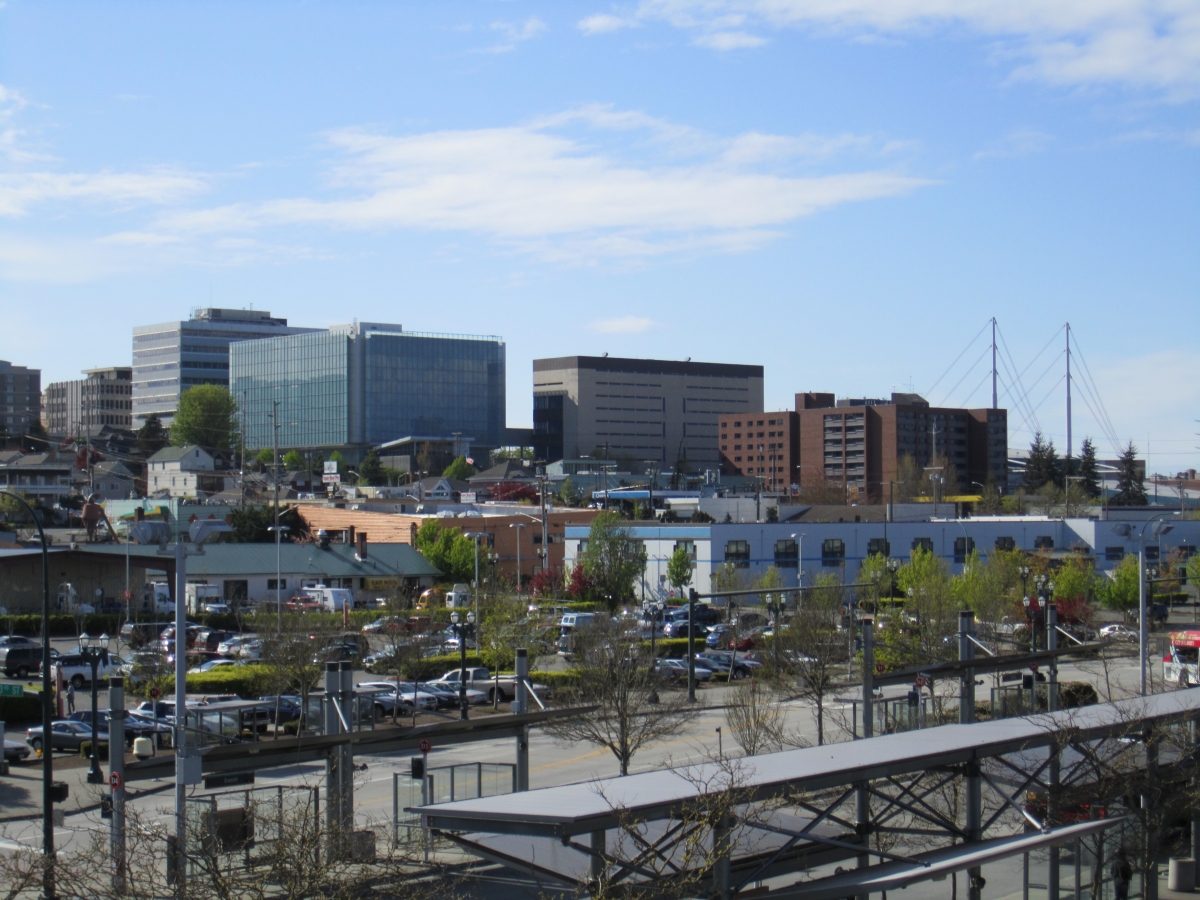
<box><xmin>197</xmin><ymin>630</ymin><xmax>240</xmax><ymax>653</ymax></box>
<box><xmin>313</xmin><ymin>643</ymin><xmax>362</xmax><ymax>665</ymax></box>
<box><xmin>663</xmin><ymin>620</ymin><xmax>710</xmax><ymax>639</ymax></box>
<box><xmin>26</xmin><ymin>720</ymin><xmax>112</xmax><ymax>755</ymax></box>
<box><xmin>653</xmin><ymin>658</ymin><xmax>713</xmax><ymax>682</ymax></box>
<box><xmin>1100</xmin><ymin>623</ymin><xmax>1139</xmax><ymax>643</ymax></box>
<box><xmin>695</xmin><ymin>651</ymin><xmax>761</xmax><ymax>680</ymax></box>
<box><xmin>362</xmin><ymin>616</ymin><xmax>404</xmax><ymax>635</ymax></box>
<box><xmin>0</xmin><ymin>635</ymin><xmax>39</xmax><ymax>649</ymax></box>
<box><xmin>217</xmin><ymin>635</ymin><xmax>261</xmax><ymax>659</ymax></box>
<box><xmin>118</xmin><ymin>650</ymin><xmax>171</xmax><ymax>686</ymax></box>
<box><xmin>1</xmin><ymin>644</ymin><xmax>45</xmax><ymax>679</ymax></box>
<box><xmin>56</xmin><ymin>651</ymin><xmax>124</xmax><ymax>689</ymax></box>
<box><xmin>357</xmin><ymin>681</ymin><xmax>440</xmax><ymax>712</ymax></box>
<box><xmin>256</xmin><ymin>695</ymin><xmax>303</xmax><ymax>724</ymax></box>
<box><xmin>67</xmin><ymin>709</ymin><xmax>168</xmax><ymax>743</ymax></box>
<box><xmin>201</xmin><ymin>602</ymin><xmax>231</xmax><ymax>615</ymax></box>
<box><xmin>705</xmin><ymin>624</ymin><xmax>733</xmax><ymax>648</ymax></box>
<box><xmin>3</xmin><ymin>738</ymin><xmax>32</xmax><ymax>763</ymax></box>
<box><xmin>188</xmin><ymin>658</ymin><xmax>238</xmax><ymax>674</ymax></box>
<box><xmin>730</xmin><ymin>627</ymin><xmax>767</xmax><ymax>652</ymax></box>
<box><xmin>413</xmin><ymin>680</ymin><xmax>487</xmax><ymax>708</ymax></box>
<box><xmin>425</xmin><ymin>667</ymin><xmax>546</xmax><ymax>704</ymax></box>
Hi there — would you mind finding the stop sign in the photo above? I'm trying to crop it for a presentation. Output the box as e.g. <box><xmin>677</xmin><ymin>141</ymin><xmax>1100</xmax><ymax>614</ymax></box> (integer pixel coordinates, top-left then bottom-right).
<box><xmin>418</xmin><ymin>739</ymin><xmax>432</xmax><ymax>754</ymax></box>
<box><xmin>875</xmin><ymin>663</ymin><xmax>885</xmax><ymax>675</ymax></box>
<box><xmin>150</xmin><ymin>687</ymin><xmax>160</xmax><ymax>699</ymax></box>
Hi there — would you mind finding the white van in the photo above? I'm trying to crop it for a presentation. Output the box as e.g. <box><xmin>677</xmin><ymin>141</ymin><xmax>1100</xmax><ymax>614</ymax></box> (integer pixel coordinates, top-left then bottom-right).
<box><xmin>185</xmin><ymin>583</ymin><xmax>221</xmax><ymax>614</ymax></box>
<box><xmin>301</xmin><ymin>585</ymin><xmax>355</xmax><ymax>611</ymax></box>
<box><xmin>140</xmin><ymin>582</ymin><xmax>176</xmax><ymax>616</ymax></box>
<box><xmin>445</xmin><ymin>584</ymin><xmax>472</xmax><ymax>609</ymax></box>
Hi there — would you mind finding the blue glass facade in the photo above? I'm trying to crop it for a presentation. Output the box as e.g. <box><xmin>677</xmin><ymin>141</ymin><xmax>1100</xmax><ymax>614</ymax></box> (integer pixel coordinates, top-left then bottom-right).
<box><xmin>230</xmin><ymin>325</ymin><xmax>505</xmax><ymax>452</ymax></box>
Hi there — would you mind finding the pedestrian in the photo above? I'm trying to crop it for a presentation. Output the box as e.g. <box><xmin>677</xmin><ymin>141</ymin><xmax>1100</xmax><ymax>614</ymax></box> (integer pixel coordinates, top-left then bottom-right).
<box><xmin>1111</xmin><ymin>849</ymin><xmax>1133</xmax><ymax>900</ymax></box>
<box><xmin>66</xmin><ymin>682</ymin><xmax>76</xmax><ymax>715</ymax></box>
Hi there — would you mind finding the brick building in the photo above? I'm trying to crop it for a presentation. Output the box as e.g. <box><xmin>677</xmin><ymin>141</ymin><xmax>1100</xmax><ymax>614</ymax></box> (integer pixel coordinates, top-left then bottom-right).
<box><xmin>717</xmin><ymin>411</ymin><xmax>799</xmax><ymax>491</ymax></box>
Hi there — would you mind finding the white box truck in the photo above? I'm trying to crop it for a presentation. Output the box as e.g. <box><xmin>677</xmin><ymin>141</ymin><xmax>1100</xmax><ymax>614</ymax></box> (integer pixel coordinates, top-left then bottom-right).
<box><xmin>445</xmin><ymin>584</ymin><xmax>472</xmax><ymax>609</ymax></box>
<box><xmin>301</xmin><ymin>585</ymin><xmax>355</xmax><ymax>611</ymax></box>
<box><xmin>185</xmin><ymin>584</ymin><xmax>222</xmax><ymax>614</ymax></box>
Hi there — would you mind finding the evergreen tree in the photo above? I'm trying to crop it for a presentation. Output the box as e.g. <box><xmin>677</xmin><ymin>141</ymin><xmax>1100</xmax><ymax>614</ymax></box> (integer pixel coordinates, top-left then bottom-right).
<box><xmin>667</xmin><ymin>545</ymin><xmax>694</xmax><ymax>592</ymax></box>
<box><xmin>1113</xmin><ymin>441</ymin><xmax>1147</xmax><ymax>506</ymax></box>
<box><xmin>136</xmin><ymin>414</ymin><xmax>170</xmax><ymax>457</ymax></box>
<box><xmin>442</xmin><ymin>455</ymin><xmax>476</xmax><ymax>481</ymax></box>
<box><xmin>1077</xmin><ymin>438</ymin><xmax>1101</xmax><ymax>498</ymax></box>
<box><xmin>22</xmin><ymin>420</ymin><xmax>49</xmax><ymax>451</ymax></box>
<box><xmin>357</xmin><ymin>449</ymin><xmax>386</xmax><ymax>486</ymax></box>
<box><xmin>1023</xmin><ymin>431</ymin><xmax>1061</xmax><ymax>491</ymax></box>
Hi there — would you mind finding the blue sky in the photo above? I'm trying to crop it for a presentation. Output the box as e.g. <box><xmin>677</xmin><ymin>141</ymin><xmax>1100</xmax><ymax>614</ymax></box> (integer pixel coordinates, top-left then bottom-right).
<box><xmin>1</xmin><ymin>2</ymin><xmax>1197</xmax><ymax>471</ymax></box>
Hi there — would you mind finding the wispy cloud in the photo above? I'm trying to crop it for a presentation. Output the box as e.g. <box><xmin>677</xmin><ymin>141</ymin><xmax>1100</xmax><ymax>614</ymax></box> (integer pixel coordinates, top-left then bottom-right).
<box><xmin>590</xmin><ymin>315</ymin><xmax>656</xmax><ymax>333</ymax></box>
<box><xmin>591</xmin><ymin>1</ymin><xmax>1200</xmax><ymax>94</ymax></box>
<box><xmin>0</xmin><ymin>169</ymin><xmax>208</xmax><ymax>218</ymax></box>
<box><xmin>578</xmin><ymin>13</ymin><xmax>638</xmax><ymax>35</ymax></box>
<box><xmin>147</xmin><ymin>109</ymin><xmax>928</xmax><ymax>264</ymax></box>
<box><xmin>974</xmin><ymin>128</ymin><xmax>1054</xmax><ymax>159</ymax></box>
<box><xmin>486</xmin><ymin>16</ymin><xmax>547</xmax><ymax>53</ymax></box>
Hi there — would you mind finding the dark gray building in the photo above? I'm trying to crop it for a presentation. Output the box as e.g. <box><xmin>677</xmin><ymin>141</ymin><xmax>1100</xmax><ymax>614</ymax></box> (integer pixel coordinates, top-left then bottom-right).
<box><xmin>532</xmin><ymin>356</ymin><xmax>764</xmax><ymax>469</ymax></box>
<box><xmin>0</xmin><ymin>360</ymin><xmax>42</xmax><ymax>439</ymax></box>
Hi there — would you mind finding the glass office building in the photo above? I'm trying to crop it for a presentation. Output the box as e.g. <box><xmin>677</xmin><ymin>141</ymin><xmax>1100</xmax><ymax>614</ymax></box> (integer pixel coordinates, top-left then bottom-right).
<box><xmin>230</xmin><ymin>323</ymin><xmax>506</xmax><ymax>455</ymax></box>
<box><xmin>132</xmin><ymin>308</ymin><xmax>319</xmax><ymax>425</ymax></box>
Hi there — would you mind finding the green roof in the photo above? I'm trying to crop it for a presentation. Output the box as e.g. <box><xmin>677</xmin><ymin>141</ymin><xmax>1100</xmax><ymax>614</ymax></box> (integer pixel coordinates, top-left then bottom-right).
<box><xmin>78</xmin><ymin>542</ymin><xmax>441</xmax><ymax>578</ymax></box>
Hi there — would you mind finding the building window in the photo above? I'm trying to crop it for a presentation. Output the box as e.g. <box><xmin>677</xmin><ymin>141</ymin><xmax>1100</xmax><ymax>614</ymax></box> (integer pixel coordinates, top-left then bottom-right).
<box><xmin>774</xmin><ymin>539</ymin><xmax>798</xmax><ymax>568</ymax></box>
<box><xmin>953</xmin><ymin>536</ymin><xmax>975</xmax><ymax>564</ymax></box>
<box><xmin>673</xmin><ymin>540</ymin><xmax>696</xmax><ymax>559</ymax></box>
<box><xmin>1145</xmin><ymin>545</ymin><xmax>1159</xmax><ymax>562</ymax></box>
<box><xmin>1034</xmin><ymin>536</ymin><xmax>1054</xmax><ymax>551</ymax></box>
<box><xmin>822</xmin><ymin>538</ymin><xmax>845</xmax><ymax>566</ymax></box>
<box><xmin>912</xmin><ymin>537</ymin><xmax>934</xmax><ymax>555</ymax></box>
<box><xmin>1105</xmin><ymin>546</ymin><xmax>1126</xmax><ymax>561</ymax></box>
<box><xmin>995</xmin><ymin>536</ymin><xmax>1016</xmax><ymax>552</ymax></box>
<box><xmin>867</xmin><ymin>538</ymin><xmax>890</xmax><ymax>558</ymax></box>
<box><xmin>724</xmin><ymin>540</ymin><xmax>751</xmax><ymax>569</ymax></box>
<box><xmin>267</xmin><ymin>578</ymin><xmax>288</xmax><ymax>590</ymax></box>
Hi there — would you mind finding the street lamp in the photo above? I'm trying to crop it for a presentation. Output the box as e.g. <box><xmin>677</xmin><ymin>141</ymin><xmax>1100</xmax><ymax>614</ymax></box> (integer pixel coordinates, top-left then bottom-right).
<box><xmin>464</xmin><ymin>532</ymin><xmax>485</xmax><ymax>647</ymax></box>
<box><xmin>0</xmin><ymin>490</ymin><xmax>53</xmax><ymax>894</ymax></box>
<box><xmin>510</xmin><ymin>523</ymin><xmax>526</xmax><ymax>593</ymax></box>
<box><xmin>449</xmin><ymin>611</ymin><xmax>476</xmax><ymax>720</ymax></box>
<box><xmin>790</xmin><ymin>533</ymin><xmax>806</xmax><ymax>589</ymax></box>
<box><xmin>78</xmin><ymin>632</ymin><xmax>111</xmax><ymax>785</ymax></box>
<box><xmin>1112</xmin><ymin>515</ymin><xmax>1177</xmax><ymax>695</ymax></box>
<box><xmin>268</xmin><ymin>524</ymin><xmax>290</xmax><ymax>633</ymax></box>
<box><xmin>642</xmin><ymin>597</ymin><xmax>666</xmax><ymax>677</ymax></box>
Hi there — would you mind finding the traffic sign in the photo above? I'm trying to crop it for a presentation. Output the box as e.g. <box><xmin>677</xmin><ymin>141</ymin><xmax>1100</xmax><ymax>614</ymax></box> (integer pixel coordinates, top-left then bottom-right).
<box><xmin>150</xmin><ymin>687</ymin><xmax>160</xmax><ymax>699</ymax></box>
<box><xmin>0</xmin><ymin>684</ymin><xmax>24</xmax><ymax>697</ymax></box>
<box><xmin>418</xmin><ymin>739</ymin><xmax>432</xmax><ymax>754</ymax></box>
<box><xmin>123</xmin><ymin>589</ymin><xmax>131</xmax><ymax>601</ymax></box>
<box><xmin>914</xmin><ymin>676</ymin><xmax>927</xmax><ymax>689</ymax></box>
<box><xmin>110</xmin><ymin>772</ymin><xmax>122</xmax><ymax>792</ymax></box>
<box><xmin>875</xmin><ymin>663</ymin><xmax>885</xmax><ymax>675</ymax></box>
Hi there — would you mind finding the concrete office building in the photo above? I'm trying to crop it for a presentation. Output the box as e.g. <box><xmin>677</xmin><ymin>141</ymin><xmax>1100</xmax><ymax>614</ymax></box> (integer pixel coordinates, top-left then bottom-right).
<box><xmin>794</xmin><ymin>392</ymin><xmax>1007</xmax><ymax>503</ymax></box>
<box><xmin>0</xmin><ymin>360</ymin><xmax>41</xmax><ymax>438</ymax></box>
<box><xmin>532</xmin><ymin>356</ymin><xmax>764</xmax><ymax>469</ymax></box>
<box><xmin>132</xmin><ymin>308</ymin><xmax>319</xmax><ymax>425</ymax></box>
<box><xmin>44</xmin><ymin>366</ymin><xmax>133</xmax><ymax>435</ymax></box>
<box><xmin>231</xmin><ymin>322</ymin><xmax>506</xmax><ymax>457</ymax></box>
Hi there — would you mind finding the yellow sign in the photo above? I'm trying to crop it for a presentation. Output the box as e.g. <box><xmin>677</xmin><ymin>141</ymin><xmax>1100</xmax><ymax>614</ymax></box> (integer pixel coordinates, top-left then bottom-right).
<box><xmin>365</xmin><ymin>578</ymin><xmax>400</xmax><ymax>590</ymax></box>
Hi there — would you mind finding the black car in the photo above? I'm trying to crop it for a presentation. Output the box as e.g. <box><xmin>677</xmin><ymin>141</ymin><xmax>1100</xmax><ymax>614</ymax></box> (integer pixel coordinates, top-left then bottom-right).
<box><xmin>256</xmin><ymin>696</ymin><xmax>303</xmax><ymax>724</ymax></box>
<box><xmin>1</xmin><ymin>645</ymin><xmax>44</xmax><ymax>679</ymax></box>
<box><xmin>68</xmin><ymin>709</ymin><xmax>168</xmax><ymax>743</ymax></box>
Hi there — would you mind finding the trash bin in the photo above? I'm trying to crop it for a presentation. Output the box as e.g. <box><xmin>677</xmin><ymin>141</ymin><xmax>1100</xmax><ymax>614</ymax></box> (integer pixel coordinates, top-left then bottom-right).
<box><xmin>1168</xmin><ymin>857</ymin><xmax>1195</xmax><ymax>892</ymax></box>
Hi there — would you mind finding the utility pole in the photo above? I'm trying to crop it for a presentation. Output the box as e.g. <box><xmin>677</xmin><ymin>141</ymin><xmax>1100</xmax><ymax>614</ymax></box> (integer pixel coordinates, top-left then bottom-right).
<box><xmin>991</xmin><ymin>317</ymin><xmax>998</xmax><ymax>410</ymax></box>
<box><xmin>1065</xmin><ymin>322</ymin><xmax>1072</xmax><ymax>484</ymax></box>
<box><xmin>240</xmin><ymin>389</ymin><xmax>248</xmax><ymax>508</ymax></box>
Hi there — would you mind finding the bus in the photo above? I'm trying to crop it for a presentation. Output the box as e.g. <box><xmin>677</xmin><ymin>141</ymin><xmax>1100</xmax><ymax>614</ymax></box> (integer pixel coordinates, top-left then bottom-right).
<box><xmin>1164</xmin><ymin>631</ymin><xmax>1200</xmax><ymax>688</ymax></box>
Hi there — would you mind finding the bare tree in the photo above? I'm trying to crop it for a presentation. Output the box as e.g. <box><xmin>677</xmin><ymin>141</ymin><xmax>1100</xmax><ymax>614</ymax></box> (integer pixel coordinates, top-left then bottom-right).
<box><xmin>544</xmin><ymin>618</ymin><xmax>699</xmax><ymax>775</ymax></box>
<box><xmin>258</xmin><ymin>613</ymin><xmax>341</xmax><ymax>732</ymax></box>
<box><xmin>723</xmin><ymin>677</ymin><xmax>805</xmax><ymax>756</ymax></box>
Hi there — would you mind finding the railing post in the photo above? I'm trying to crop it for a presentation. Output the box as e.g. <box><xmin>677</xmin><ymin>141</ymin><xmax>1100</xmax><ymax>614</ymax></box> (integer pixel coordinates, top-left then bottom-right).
<box><xmin>323</xmin><ymin>662</ymin><xmax>340</xmax><ymax>855</ymax></box>
<box><xmin>109</xmin><ymin>676</ymin><xmax>126</xmax><ymax>895</ymax></box>
<box><xmin>1047</xmin><ymin>602</ymin><xmax>1061</xmax><ymax>900</ymax></box>
<box><xmin>857</xmin><ymin>616</ymin><xmax>874</xmax><ymax>898</ymax></box>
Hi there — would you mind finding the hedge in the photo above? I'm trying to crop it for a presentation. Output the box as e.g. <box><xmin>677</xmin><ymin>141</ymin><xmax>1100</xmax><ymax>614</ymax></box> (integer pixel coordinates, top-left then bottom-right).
<box><xmin>0</xmin><ymin>690</ymin><xmax>45</xmax><ymax>723</ymax></box>
<box><xmin>404</xmin><ymin>654</ymin><xmax>484</xmax><ymax>681</ymax></box>
<box><xmin>0</xmin><ymin>614</ymin><xmax>124</xmax><ymax>639</ymax></box>
<box><xmin>640</xmin><ymin>638</ymin><xmax>692</xmax><ymax>659</ymax></box>
<box><xmin>526</xmin><ymin>670</ymin><xmax>582</xmax><ymax>692</ymax></box>
<box><xmin>142</xmin><ymin>665</ymin><xmax>275</xmax><ymax>699</ymax></box>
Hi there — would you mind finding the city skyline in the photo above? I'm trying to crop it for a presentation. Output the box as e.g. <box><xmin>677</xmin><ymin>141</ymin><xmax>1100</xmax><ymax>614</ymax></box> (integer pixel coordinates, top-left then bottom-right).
<box><xmin>0</xmin><ymin>3</ymin><xmax>1196</xmax><ymax>471</ymax></box>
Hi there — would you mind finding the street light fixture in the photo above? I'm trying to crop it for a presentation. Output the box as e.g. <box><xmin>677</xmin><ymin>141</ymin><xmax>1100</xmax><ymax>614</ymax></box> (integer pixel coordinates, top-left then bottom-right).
<box><xmin>1112</xmin><ymin>514</ymin><xmax>1177</xmax><ymax>695</ymax></box>
<box><xmin>509</xmin><ymin>523</ymin><xmax>526</xmax><ymax>593</ymax></box>
<box><xmin>449</xmin><ymin>611</ymin><xmax>476</xmax><ymax>720</ymax></box>
<box><xmin>78</xmin><ymin>632</ymin><xmax>111</xmax><ymax>785</ymax></box>
<box><xmin>790</xmin><ymin>533</ymin><xmax>805</xmax><ymax>590</ymax></box>
<box><xmin>642</xmin><ymin>597</ymin><xmax>666</xmax><ymax>680</ymax></box>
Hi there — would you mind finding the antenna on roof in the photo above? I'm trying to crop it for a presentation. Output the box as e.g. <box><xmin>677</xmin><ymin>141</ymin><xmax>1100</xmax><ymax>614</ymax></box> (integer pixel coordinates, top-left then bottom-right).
<box><xmin>602</xmin><ymin>352</ymin><xmax>608</xmax><ymax>357</ymax></box>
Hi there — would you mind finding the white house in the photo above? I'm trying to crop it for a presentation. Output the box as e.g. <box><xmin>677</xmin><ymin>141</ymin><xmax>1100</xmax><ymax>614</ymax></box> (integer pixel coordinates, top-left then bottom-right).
<box><xmin>146</xmin><ymin>445</ymin><xmax>232</xmax><ymax>499</ymax></box>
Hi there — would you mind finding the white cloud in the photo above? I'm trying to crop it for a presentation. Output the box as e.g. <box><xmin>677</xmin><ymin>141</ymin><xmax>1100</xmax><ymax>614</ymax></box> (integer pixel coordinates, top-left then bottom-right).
<box><xmin>590</xmin><ymin>315</ymin><xmax>656</xmax><ymax>333</ymax></box>
<box><xmin>578</xmin><ymin>13</ymin><xmax>638</xmax><ymax>34</ymax></box>
<box><xmin>693</xmin><ymin>30</ymin><xmax>767</xmax><ymax>49</ymax></box>
<box><xmin>610</xmin><ymin>0</ymin><xmax>1200</xmax><ymax>93</ymax></box>
<box><xmin>974</xmin><ymin>128</ymin><xmax>1055</xmax><ymax>159</ymax></box>
<box><xmin>486</xmin><ymin>16</ymin><xmax>548</xmax><ymax>52</ymax></box>
<box><xmin>0</xmin><ymin>168</ymin><xmax>208</xmax><ymax>218</ymax></box>
<box><xmin>151</xmin><ymin>112</ymin><xmax>928</xmax><ymax>263</ymax></box>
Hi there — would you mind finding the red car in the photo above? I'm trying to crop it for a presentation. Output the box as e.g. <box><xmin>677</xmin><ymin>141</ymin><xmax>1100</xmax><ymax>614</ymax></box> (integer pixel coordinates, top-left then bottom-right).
<box><xmin>729</xmin><ymin>627</ymin><xmax>766</xmax><ymax>652</ymax></box>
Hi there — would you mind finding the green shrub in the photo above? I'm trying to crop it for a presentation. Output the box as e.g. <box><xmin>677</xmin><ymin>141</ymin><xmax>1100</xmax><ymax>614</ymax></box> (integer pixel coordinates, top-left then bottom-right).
<box><xmin>148</xmin><ymin>665</ymin><xmax>274</xmax><ymax>699</ymax></box>
<box><xmin>1060</xmin><ymin>681</ymin><xmax>1098</xmax><ymax>709</ymax></box>
<box><xmin>640</xmin><ymin>638</ymin><xmax>691</xmax><ymax>659</ymax></box>
<box><xmin>526</xmin><ymin>670</ymin><xmax>582</xmax><ymax>692</ymax></box>
<box><xmin>404</xmin><ymin>654</ymin><xmax>483</xmax><ymax>681</ymax></box>
<box><xmin>0</xmin><ymin>690</ymin><xmax>45</xmax><ymax>723</ymax></box>
<box><xmin>0</xmin><ymin>614</ymin><xmax>123</xmax><ymax>639</ymax></box>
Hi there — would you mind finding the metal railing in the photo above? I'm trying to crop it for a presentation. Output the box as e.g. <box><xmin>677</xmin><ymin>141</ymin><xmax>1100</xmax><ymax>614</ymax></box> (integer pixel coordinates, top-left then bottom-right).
<box><xmin>392</xmin><ymin>762</ymin><xmax>516</xmax><ymax>846</ymax></box>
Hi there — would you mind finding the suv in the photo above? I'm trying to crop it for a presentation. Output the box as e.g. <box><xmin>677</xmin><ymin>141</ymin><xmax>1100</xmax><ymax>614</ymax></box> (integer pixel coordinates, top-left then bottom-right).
<box><xmin>1</xmin><ymin>645</ymin><xmax>45</xmax><ymax>679</ymax></box>
<box><xmin>56</xmin><ymin>651</ymin><xmax>123</xmax><ymax>689</ymax></box>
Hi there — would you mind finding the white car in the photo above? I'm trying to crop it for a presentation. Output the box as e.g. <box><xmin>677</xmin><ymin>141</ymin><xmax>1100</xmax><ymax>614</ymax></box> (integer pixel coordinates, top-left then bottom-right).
<box><xmin>1100</xmin><ymin>624</ymin><xmax>1138</xmax><ymax>643</ymax></box>
<box><xmin>357</xmin><ymin>681</ymin><xmax>440</xmax><ymax>712</ymax></box>
<box><xmin>55</xmin><ymin>651</ymin><xmax>124</xmax><ymax>689</ymax></box>
<box><xmin>202</xmin><ymin>602</ymin><xmax>232</xmax><ymax>615</ymax></box>
<box><xmin>187</xmin><ymin>659</ymin><xmax>238</xmax><ymax>674</ymax></box>
<box><xmin>216</xmin><ymin>635</ymin><xmax>261</xmax><ymax>659</ymax></box>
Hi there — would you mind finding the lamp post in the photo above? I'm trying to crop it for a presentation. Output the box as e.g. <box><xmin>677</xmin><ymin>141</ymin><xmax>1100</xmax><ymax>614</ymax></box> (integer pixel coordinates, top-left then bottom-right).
<box><xmin>2</xmin><ymin>490</ymin><xmax>55</xmax><ymax>899</ymax></box>
<box><xmin>790</xmin><ymin>532</ymin><xmax>805</xmax><ymax>590</ymax></box>
<box><xmin>885</xmin><ymin>558</ymin><xmax>900</xmax><ymax>612</ymax></box>
<box><xmin>510</xmin><ymin>523</ymin><xmax>526</xmax><ymax>593</ymax></box>
<box><xmin>766</xmin><ymin>593</ymin><xmax>784</xmax><ymax>671</ymax></box>
<box><xmin>1113</xmin><ymin>515</ymin><xmax>1177</xmax><ymax>695</ymax></box>
<box><xmin>465</xmin><ymin>532</ymin><xmax>484</xmax><ymax>651</ymax></box>
<box><xmin>643</xmin><ymin>598</ymin><xmax>666</xmax><ymax>700</ymax></box>
<box><xmin>268</xmin><ymin>524</ymin><xmax>290</xmax><ymax>633</ymax></box>
<box><xmin>449</xmin><ymin>611</ymin><xmax>475</xmax><ymax>720</ymax></box>
<box><xmin>77</xmin><ymin>632</ymin><xmax>111</xmax><ymax>785</ymax></box>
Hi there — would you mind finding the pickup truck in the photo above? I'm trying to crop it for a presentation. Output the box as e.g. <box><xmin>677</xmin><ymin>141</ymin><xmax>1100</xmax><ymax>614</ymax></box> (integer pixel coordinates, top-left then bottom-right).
<box><xmin>427</xmin><ymin>667</ymin><xmax>545</xmax><ymax>704</ymax></box>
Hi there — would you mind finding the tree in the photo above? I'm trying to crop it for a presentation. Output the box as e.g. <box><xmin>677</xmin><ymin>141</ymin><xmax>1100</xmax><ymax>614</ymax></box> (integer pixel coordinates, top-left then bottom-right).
<box><xmin>976</xmin><ymin>477</ymin><xmax>1003</xmax><ymax>515</ymax></box>
<box><xmin>690</xmin><ymin>509</ymin><xmax>714</xmax><ymax>523</ymax></box>
<box><xmin>724</xmin><ymin>678</ymin><xmax>798</xmax><ymax>755</ymax></box>
<box><xmin>442</xmin><ymin>455</ymin><xmax>476</xmax><ymax>481</ymax></box>
<box><xmin>169</xmin><ymin>384</ymin><xmax>239</xmax><ymax>450</ymax></box>
<box><xmin>893</xmin><ymin>453</ymin><xmax>922</xmax><ymax>503</ymax></box>
<box><xmin>229</xmin><ymin>505</ymin><xmax>301</xmax><ymax>543</ymax></box>
<box><xmin>1024</xmin><ymin>432</ymin><xmax>1061</xmax><ymax>491</ymax></box>
<box><xmin>135</xmin><ymin>413</ymin><xmax>170</xmax><ymax>457</ymax></box>
<box><xmin>666</xmin><ymin>545</ymin><xmax>694</xmax><ymax>593</ymax></box>
<box><xmin>282</xmin><ymin>449</ymin><xmax>304</xmax><ymax>471</ymax></box>
<box><xmin>357</xmin><ymin>449</ymin><xmax>386</xmax><ymax>486</ymax></box>
<box><xmin>328</xmin><ymin>450</ymin><xmax>345</xmax><ymax>474</ymax></box>
<box><xmin>1113</xmin><ymin>441</ymin><xmax>1147</xmax><ymax>506</ymax></box>
<box><xmin>542</xmin><ymin>618</ymin><xmax>697</xmax><ymax>775</ymax></box>
<box><xmin>1078</xmin><ymin>437</ymin><xmax>1101</xmax><ymax>498</ymax></box>
<box><xmin>556</xmin><ymin>476</ymin><xmax>579</xmax><ymax>506</ymax></box>
<box><xmin>256</xmin><ymin>447</ymin><xmax>274</xmax><ymax>470</ymax></box>
<box><xmin>22</xmin><ymin>420</ymin><xmax>49</xmax><ymax>451</ymax></box>
<box><xmin>412</xmin><ymin>519</ymin><xmax>475</xmax><ymax>582</ymax></box>
<box><xmin>582</xmin><ymin>511</ymin><xmax>647</xmax><ymax>613</ymax></box>
<box><xmin>1098</xmin><ymin>553</ymin><xmax>1140</xmax><ymax>619</ymax></box>
<box><xmin>1188</xmin><ymin>553</ymin><xmax>1200</xmax><ymax>596</ymax></box>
